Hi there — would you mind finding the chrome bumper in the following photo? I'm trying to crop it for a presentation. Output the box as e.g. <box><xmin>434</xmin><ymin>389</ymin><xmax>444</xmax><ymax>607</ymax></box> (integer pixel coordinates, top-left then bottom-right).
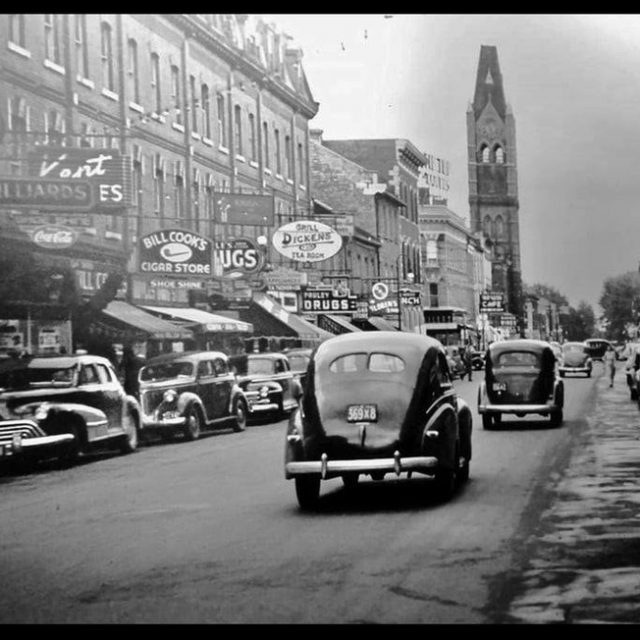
<box><xmin>286</xmin><ymin>450</ymin><xmax>438</xmax><ymax>479</ymax></box>
<box><xmin>478</xmin><ymin>403</ymin><xmax>557</xmax><ymax>414</ymax></box>
<box><xmin>247</xmin><ymin>400</ymin><xmax>279</xmax><ymax>413</ymax></box>
<box><xmin>559</xmin><ymin>366</ymin><xmax>589</xmax><ymax>373</ymax></box>
<box><xmin>141</xmin><ymin>416</ymin><xmax>187</xmax><ymax>429</ymax></box>
<box><xmin>1</xmin><ymin>433</ymin><xmax>75</xmax><ymax>458</ymax></box>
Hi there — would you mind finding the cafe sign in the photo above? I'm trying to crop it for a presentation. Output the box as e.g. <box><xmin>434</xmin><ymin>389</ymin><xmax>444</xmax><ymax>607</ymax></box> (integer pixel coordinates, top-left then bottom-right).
<box><xmin>272</xmin><ymin>220</ymin><xmax>342</xmax><ymax>263</ymax></box>
<box><xmin>139</xmin><ymin>228</ymin><xmax>212</xmax><ymax>276</ymax></box>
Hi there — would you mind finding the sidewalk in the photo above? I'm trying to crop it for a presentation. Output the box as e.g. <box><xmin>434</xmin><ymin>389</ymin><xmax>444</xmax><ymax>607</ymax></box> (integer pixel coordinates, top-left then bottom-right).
<box><xmin>504</xmin><ymin>366</ymin><xmax>640</xmax><ymax>623</ymax></box>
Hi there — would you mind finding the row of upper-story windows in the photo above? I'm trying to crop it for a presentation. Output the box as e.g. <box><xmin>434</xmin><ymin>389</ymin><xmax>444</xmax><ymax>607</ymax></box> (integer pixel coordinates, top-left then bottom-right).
<box><xmin>6</xmin><ymin>15</ymin><xmax>308</xmax><ymax>187</ymax></box>
<box><xmin>398</xmin><ymin>181</ymin><xmax>418</xmax><ymax>223</ymax></box>
<box><xmin>478</xmin><ymin>143</ymin><xmax>506</xmax><ymax>164</ymax></box>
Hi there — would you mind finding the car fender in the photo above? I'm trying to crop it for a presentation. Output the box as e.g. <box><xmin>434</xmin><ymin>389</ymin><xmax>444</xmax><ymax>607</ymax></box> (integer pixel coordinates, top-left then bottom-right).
<box><xmin>176</xmin><ymin>392</ymin><xmax>205</xmax><ymax>417</ymax></box>
<box><xmin>456</xmin><ymin>397</ymin><xmax>473</xmax><ymax>462</ymax></box>
<box><xmin>422</xmin><ymin>402</ymin><xmax>457</xmax><ymax>468</ymax></box>
<box><xmin>123</xmin><ymin>395</ymin><xmax>141</xmax><ymax>429</ymax></box>
<box><xmin>477</xmin><ymin>381</ymin><xmax>488</xmax><ymax>409</ymax></box>
<box><xmin>35</xmin><ymin>402</ymin><xmax>103</xmax><ymax>445</ymax></box>
<box><xmin>228</xmin><ymin>386</ymin><xmax>247</xmax><ymax>414</ymax></box>
<box><xmin>553</xmin><ymin>379</ymin><xmax>564</xmax><ymax>408</ymax></box>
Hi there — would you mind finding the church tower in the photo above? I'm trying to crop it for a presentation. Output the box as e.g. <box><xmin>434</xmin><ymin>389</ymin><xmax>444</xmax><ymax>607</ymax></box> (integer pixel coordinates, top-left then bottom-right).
<box><xmin>467</xmin><ymin>45</ymin><xmax>523</xmax><ymax>330</ymax></box>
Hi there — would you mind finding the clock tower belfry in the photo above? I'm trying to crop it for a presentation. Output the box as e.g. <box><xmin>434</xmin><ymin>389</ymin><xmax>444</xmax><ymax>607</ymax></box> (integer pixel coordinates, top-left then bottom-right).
<box><xmin>467</xmin><ymin>44</ymin><xmax>523</xmax><ymax>330</ymax></box>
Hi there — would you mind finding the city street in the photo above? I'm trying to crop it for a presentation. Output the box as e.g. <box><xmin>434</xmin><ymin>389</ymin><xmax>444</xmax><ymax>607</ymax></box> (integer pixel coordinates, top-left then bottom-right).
<box><xmin>0</xmin><ymin>371</ymin><xmax>596</xmax><ymax>624</ymax></box>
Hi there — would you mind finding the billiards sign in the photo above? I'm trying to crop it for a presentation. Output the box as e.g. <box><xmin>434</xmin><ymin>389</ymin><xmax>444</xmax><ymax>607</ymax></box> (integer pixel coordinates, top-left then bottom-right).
<box><xmin>139</xmin><ymin>228</ymin><xmax>212</xmax><ymax>276</ymax></box>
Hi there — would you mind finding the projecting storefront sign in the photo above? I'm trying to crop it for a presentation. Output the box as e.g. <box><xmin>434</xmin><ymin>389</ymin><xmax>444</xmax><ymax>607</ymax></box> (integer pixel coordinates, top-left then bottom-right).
<box><xmin>0</xmin><ymin>178</ymin><xmax>93</xmax><ymax>210</ymax></box>
<box><xmin>301</xmin><ymin>288</ymin><xmax>358</xmax><ymax>314</ymax></box>
<box><xmin>28</xmin><ymin>148</ymin><xmax>129</xmax><ymax>211</ymax></box>
<box><xmin>215</xmin><ymin>193</ymin><xmax>274</xmax><ymax>226</ymax></box>
<box><xmin>30</xmin><ymin>224</ymin><xmax>79</xmax><ymax>249</ymax></box>
<box><xmin>480</xmin><ymin>292</ymin><xmax>505</xmax><ymax>312</ymax></box>
<box><xmin>213</xmin><ymin>238</ymin><xmax>263</xmax><ymax>278</ymax></box>
<box><xmin>138</xmin><ymin>229</ymin><xmax>212</xmax><ymax>276</ymax></box>
<box><xmin>272</xmin><ymin>220</ymin><xmax>342</xmax><ymax>263</ymax></box>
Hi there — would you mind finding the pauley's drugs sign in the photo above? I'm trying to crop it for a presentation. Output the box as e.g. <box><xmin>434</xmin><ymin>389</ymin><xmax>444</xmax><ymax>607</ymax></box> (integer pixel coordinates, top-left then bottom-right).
<box><xmin>272</xmin><ymin>220</ymin><xmax>342</xmax><ymax>263</ymax></box>
<box><xmin>138</xmin><ymin>228</ymin><xmax>212</xmax><ymax>276</ymax></box>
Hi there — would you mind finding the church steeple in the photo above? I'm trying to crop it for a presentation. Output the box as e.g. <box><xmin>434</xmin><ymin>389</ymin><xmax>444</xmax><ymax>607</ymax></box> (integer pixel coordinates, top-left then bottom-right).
<box><xmin>472</xmin><ymin>45</ymin><xmax>507</xmax><ymax>120</ymax></box>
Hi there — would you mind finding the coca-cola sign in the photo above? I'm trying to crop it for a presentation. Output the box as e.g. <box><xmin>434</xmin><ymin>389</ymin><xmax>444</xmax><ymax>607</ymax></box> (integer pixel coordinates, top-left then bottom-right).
<box><xmin>30</xmin><ymin>224</ymin><xmax>78</xmax><ymax>250</ymax></box>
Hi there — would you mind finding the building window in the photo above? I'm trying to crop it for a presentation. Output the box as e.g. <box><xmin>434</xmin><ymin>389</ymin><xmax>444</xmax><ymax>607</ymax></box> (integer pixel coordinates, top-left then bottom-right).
<box><xmin>150</xmin><ymin>53</ymin><xmax>161</xmax><ymax>114</ymax></box>
<box><xmin>74</xmin><ymin>15</ymin><xmax>89</xmax><ymax>79</ymax></box>
<box><xmin>262</xmin><ymin>121</ymin><xmax>269</xmax><ymax>168</ymax></box>
<box><xmin>44</xmin><ymin>15</ymin><xmax>61</xmax><ymax>64</ymax></box>
<box><xmin>174</xmin><ymin>165</ymin><xmax>184</xmax><ymax>219</ymax></box>
<box><xmin>284</xmin><ymin>134</ymin><xmax>292</xmax><ymax>178</ymax></box>
<box><xmin>201</xmin><ymin>84</ymin><xmax>211</xmax><ymax>139</ymax></box>
<box><xmin>193</xmin><ymin>170</ymin><xmax>201</xmax><ymax>232</ymax></box>
<box><xmin>495</xmin><ymin>145</ymin><xmax>505</xmax><ymax>163</ymax></box>
<box><xmin>171</xmin><ymin>65</ymin><xmax>181</xmax><ymax>125</ymax></box>
<box><xmin>480</xmin><ymin>144</ymin><xmax>490</xmax><ymax>163</ymax></box>
<box><xmin>234</xmin><ymin>104</ymin><xmax>242</xmax><ymax>155</ymax></box>
<box><xmin>9</xmin><ymin>14</ymin><xmax>26</xmax><ymax>48</ymax></box>
<box><xmin>297</xmin><ymin>142</ymin><xmax>305</xmax><ymax>185</ymax></box>
<box><xmin>78</xmin><ymin>122</ymin><xmax>93</xmax><ymax>147</ymax></box>
<box><xmin>248</xmin><ymin>113</ymin><xmax>256</xmax><ymax>161</ymax></box>
<box><xmin>131</xmin><ymin>152</ymin><xmax>142</xmax><ymax>236</ymax></box>
<box><xmin>429</xmin><ymin>283</ymin><xmax>439</xmax><ymax>307</ymax></box>
<box><xmin>154</xmin><ymin>155</ymin><xmax>164</xmax><ymax>218</ymax></box>
<box><xmin>190</xmin><ymin>75</ymin><xmax>198</xmax><ymax>133</ymax></box>
<box><xmin>426</xmin><ymin>239</ymin><xmax>438</xmax><ymax>264</ymax></box>
<box><xmin>217</xmin><ymin>92</ymin><xmax>226</xmax><ymax>146</ymax></box>
<box><xmin>45</xmin><ymin>109</ymin><xmax>64</xmax><ymax>145</ymax></box>
<box><xmin>274</xmin><ymin>128</ymin><xmax>281</xmax><ymax>174</ymax></box>
<box><xmin>100</xmin><ymin>21</ymin><xmax>114</xmax><ymax>91</ymax></box>
<box><xmin>127</xmin><ymin>38</ymin><xmax>139</xmax><ymax>104</ymax></box>
<box><xmin>495</xmin><ymin>215</ymin><xmax>505</xmax><ymax>239</ymax></box>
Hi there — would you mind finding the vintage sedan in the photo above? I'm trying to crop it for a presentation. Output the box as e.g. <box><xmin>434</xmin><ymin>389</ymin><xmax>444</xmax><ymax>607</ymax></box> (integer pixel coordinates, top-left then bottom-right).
<box><xmin>478</xmin><ymin>339</ymin><xmax>564</xmax><ymax>429</ymax></box>
<box><xmin>229</xmin><ymin>352</ymin><xmax>299</xmax><ymax>422</ymax></box>
<box><xmin>0</xmin><ymin>353</ymin><xmax>140</xmax><ymax>465</ymax></box>
<box><xmin>284</xmin><ymin>347</ymin><xmax>313</xmax><ymax>389</ymax></box>
<box><xmin>284</xmin><ymin>332</ymin><xmax>473</xmax><ymax>510</ymax></box>
<box><xmin>138</xmin><ymin>351</ymin><xmax>248</xmax><ymax>440</ymax></box>
<box><xmin>558</xmin><ymin>341</ymin><xmax>592</xmax><ymax>378</ymax></box>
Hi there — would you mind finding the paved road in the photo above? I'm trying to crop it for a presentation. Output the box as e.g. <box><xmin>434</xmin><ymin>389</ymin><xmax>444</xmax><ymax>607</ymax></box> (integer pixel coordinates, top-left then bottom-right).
<box><xmin>0</xmin><ymin>373</ymin><xmax>594</xmax><ymax>623</ymax></box>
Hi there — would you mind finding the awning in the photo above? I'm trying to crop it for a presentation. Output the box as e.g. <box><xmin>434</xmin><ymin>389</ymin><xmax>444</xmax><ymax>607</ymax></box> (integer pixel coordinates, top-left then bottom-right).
<box><xmin>142</xmin><ymin>306</ymin><xmax>253</xmax><ymax>333</ymax></box>
<box><xmin>352</xmin><ymin>316</ymin><xmax>398</xmax><ymax>331</ymax></box>
<box><xmin>318</xmin><ymin>314</ymin><xmax>363</xmax><ymax>335</ymax></box>
<box><xmin>250</xmin><ymin>292</ymin><xmax>332</xmax><ymax>344</ymax></box>
<box><xmin>96</xmin><ymin>301</ymin><xmax>193</xmax><ymax>341</ymax></box>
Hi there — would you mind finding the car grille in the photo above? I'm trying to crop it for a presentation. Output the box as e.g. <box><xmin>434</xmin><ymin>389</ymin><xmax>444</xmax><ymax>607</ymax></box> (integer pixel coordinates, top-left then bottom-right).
<box><xmin>0</xmin><ymin>420</ymin><xmax>46</xmax><ymax>445</ymax></box>
<box><xmin>140</xmin><ymin>390</ymin><xmax>166</xmax><ymax>415</ymax></box>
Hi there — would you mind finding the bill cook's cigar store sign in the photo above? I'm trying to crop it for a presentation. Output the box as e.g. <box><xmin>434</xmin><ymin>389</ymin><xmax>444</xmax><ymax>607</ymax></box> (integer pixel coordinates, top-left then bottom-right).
<box><xmin>139</xmin><ymin>229</ymin><xmax>212</xmax><ymax>276</ymax></box>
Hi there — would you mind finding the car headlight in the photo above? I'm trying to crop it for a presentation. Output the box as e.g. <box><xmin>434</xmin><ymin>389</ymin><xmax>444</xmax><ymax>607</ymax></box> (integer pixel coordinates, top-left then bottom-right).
<box><xmin>163</xmin><ymin>389</ymin><xmax>178</xmax><ymax>403</ymax></box>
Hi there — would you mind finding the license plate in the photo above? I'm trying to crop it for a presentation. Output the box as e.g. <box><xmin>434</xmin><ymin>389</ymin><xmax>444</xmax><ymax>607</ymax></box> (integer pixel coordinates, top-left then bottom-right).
<box><xmin>493</xmin><ymin>382</ymin><xmax>506</xmax><ymax>391</ymax></box>
<box><xmin>347</xmin><ymin>404</ymin><xmax>378</xmax><ymax>422</ymax></box>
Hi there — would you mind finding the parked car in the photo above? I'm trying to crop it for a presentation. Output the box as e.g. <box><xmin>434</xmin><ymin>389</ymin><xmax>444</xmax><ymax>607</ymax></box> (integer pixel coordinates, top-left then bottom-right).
<box><xmin>0</xmin><ymin>353</ymin><xmax>140</xmax><ymax>465</ymax></box>
<box><xmin>229</xmin><ymin>352</ymin><xmax>299</xmax><ymax>422</ymax></box>
<box><xmin>558</xmin><ymin>341</ymin><xmax>592</xmax><ymax>378</ymax></box>
<box><xmin>283</xmin><ymin>348</ymin><xmax>313</xmax><ymax>390</ymax></box>
<box><xmin>585</xmin><ymin>339</ymin><xmax>612</xmax><ymax>362</ymax></box>
<box><xmin>478</xmin><ymin>339</ymin><xmax>564</xmax><ymax>429</ymax></box>
<box><xmin>470</xmin><ymin>349</ymin><xmax>485</xmax><ymax>371</ymax></box>
<box><xmin>284</xmin><ymin>331</ymin><xmax>473</xmax><ymax>509</ymax></box>
<box><xmin>549</xmin><ymin>341</ymin><xmax>562</xmax><ymax>361</ymax></box>
<box><xmin>138</xmin><ymin>351</ymin><xmax>248</xmax><ymax>441</ymax></box>
<box><xmin>625</xmin><ymin>345</ymin><xmax>640</xmax><ymax>401</ymax></box>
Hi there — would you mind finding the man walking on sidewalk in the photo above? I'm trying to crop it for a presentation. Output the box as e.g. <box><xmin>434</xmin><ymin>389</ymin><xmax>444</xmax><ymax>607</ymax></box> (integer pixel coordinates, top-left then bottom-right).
<box><xmin>604</xmin><ymin>343</ymin><xmax>616</xmax><ymax>387</ymax></box>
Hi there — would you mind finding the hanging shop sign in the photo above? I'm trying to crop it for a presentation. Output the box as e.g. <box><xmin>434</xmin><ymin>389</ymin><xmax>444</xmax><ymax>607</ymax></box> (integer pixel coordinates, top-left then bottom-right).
<box><xmin>272</xmin><ymin>220</ymin><xmax>342</xmax><ymax>263</ymax></box>
<box><xmin>400</xmin><ymin>289</ymin><xmax>422</xmax><ymax>307</ymax></box>
<box><xmin>138</xmin><ymin>228</ymin><xmax>212</xmax><ymax>276</ymax></box>
<box><xmin>214</xmin><ymin>193</ymin><xmax>275</xmax><ymax>226</ymax></box>
<box><xmin>262</xmin><ymin>265</ymin><xmax>307</xmax><ymax>291</ymax></box>
<box><xmin>30</xmin><ymin>224</ymin><xmax>79</xmax><ymax>250</ymax></box>
<box><xmin>301</xmin><ymin>288</ymin><xmax>358</xmax><ymax>314</ymax></box>
<box><xmin>0</xmin><ymin>178</ymin><xmax>93</xmax><ymax>210</ymax></box>
<box><xmin>213</xmin><ymin>237</ymin><xmax>263</xmax><ymax>278</ymax></box>
<box><xmin>28</xmin><ymin>147</ymin><xmax>129</xmax><ymax>211</ymax></box>
<box><xmin>369</xmin><ymin>297</ymin><xmax>399</xmax><ymax>315</ymax></box>
<box><xmin>480</xmin><ymin>291</ymin><xmax>505</xmax><ymax>312</ymax></box>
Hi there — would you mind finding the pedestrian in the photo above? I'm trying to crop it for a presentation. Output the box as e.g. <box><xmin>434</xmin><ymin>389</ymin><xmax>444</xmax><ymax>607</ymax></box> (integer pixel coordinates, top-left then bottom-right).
<box><xmin>604</xmin><ymin>343</ymin><xmax>616</xmax><ymax>387</ymax></box>
<box><xmin>461</xmin><ymin>345</ymin><xmax>473</xmax><ymax>381</ymax></box>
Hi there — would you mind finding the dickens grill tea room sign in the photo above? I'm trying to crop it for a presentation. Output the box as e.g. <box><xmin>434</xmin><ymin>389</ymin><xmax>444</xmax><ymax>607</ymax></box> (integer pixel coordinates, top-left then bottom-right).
<box><xmin>138</xmin><ymin>229</ymin><xmax>212</xmax><ymax>276</ymax></box>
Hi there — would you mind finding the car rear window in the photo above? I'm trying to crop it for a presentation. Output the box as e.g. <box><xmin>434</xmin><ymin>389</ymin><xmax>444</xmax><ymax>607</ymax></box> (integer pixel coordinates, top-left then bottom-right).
<box><xmin>496</xmin><ymin>351</ymin><xmax>540</xmax><ymax>367</ymax></box>
<box><xmin>563</xmin><ymin>344</ymin><xmax>585</xmax><ymax>354</ymax></box>
<box><xmin>140</xmin><ymin>361</ymin><xmax>194</xmax><ymax>381</ymax></box>
<box><xmin>329</xmin><ymin>352</ymin><xmax>405</xmax><ymax>373</ymax></box>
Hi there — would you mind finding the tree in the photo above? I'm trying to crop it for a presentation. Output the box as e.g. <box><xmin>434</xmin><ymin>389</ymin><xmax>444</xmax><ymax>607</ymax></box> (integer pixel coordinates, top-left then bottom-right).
<box><xmin>563</xmin><ymin>301</ymin><xmax>596</xmax><ymax>341</ymax></box>
<box><xmin>599</xmin><ymin>271</ymin><xmax>640</xmax><ymax>341</ymax></box>
<box><xmin>525</xmin><ymin>282</ymin><xmax>568</xmax><ymax>307</ymax></box>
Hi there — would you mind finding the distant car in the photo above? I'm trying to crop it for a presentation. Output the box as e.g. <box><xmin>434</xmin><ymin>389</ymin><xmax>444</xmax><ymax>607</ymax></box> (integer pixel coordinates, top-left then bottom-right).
<box><xmin>229</xmin><ymin>352</ymin><xmax>299</xmax><ymax>422</ymax></box>
<box><xmin>138</xmin><ymin>351</ymin><xmax>248</xmax><ymax>441</ymax></box>
<box><xmin>585</xmin><ymin>339</ymin><xmax>612</xmax><ymax>362</ymax></box>
<box><xmin>470</xmin><ymin>349</ymin><xmax>485</xmax><ymax>371</ymax></box>
<box><xmin>558</xmin><ymin>341</ymin><xmax>592</xmax><ymax>378</ymax></box>
<box><xmin>284</xmin><ymin>348</ymin><xmax>313</xmax><ymax>390</ymax></box>
<box><xmin>478</xmin><ymin>339</ymin><xmax>564</xmax><ymax>429</ymax></box>
<box><xmin>0</xmin><ymin>353</ymin><xmax>141</xmax><ymax>465</ymax></box>
<box><xmin>444</xmin><ymin>346</ymin><xmax>466</xmax><ymax>379</ymax></box>
<box><xmin>285</xmin><ymin>332</ymin><xmax>473</xmax><ymax>509</ymax></box>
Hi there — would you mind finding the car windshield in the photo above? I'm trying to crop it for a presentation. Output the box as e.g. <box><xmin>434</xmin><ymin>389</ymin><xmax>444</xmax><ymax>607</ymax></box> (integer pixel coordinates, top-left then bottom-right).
<box><xmin>0</xmin><ymin>363</ymin><xmax>76</xmax><ymax>390</ymax></box>
<box><xmin>563</xmin><ymin>344</ymin><xmax>585</xmax><ymax>354</ymax></box>
<box><xmin>140</xmin><ymin>361</ymin><xmax>194</xmax><ymax>381</ymax></box>
<box><xmin>495</xmin><ymin>351</ymin><xmax>540</xmax><ymax>368</ymax></box>
<box><xmin>288</xmin><ymin>355</ymin><xmax>309</xmax><ymax>371</ymax></box>
<box><xmin>247</xmin><ymin>358</ymin><xmax>275</xmax><ymax>376</ymax></box>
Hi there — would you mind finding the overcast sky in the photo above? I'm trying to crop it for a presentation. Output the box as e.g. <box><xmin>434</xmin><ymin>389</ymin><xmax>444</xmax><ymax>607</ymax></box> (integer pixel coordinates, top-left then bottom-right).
<box><xmin>261</xmin><ymin>13</ymin><xmax>640</xmax><ymax>312</ymax></box>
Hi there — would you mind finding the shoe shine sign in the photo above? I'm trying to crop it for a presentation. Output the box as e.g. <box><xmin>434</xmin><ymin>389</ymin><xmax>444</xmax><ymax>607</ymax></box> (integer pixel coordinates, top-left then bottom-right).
<box><xmin>138</xmin><ymin>229</ymin><xmax>212</xmax><ymax>276</ymax></box>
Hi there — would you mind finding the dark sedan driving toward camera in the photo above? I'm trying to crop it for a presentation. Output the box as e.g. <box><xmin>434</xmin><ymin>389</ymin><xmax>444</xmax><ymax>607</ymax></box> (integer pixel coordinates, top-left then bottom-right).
<box><xmin>558</xmin><ymin>341</ymin><xmax>592</xmax><ymax>378</ymax></box>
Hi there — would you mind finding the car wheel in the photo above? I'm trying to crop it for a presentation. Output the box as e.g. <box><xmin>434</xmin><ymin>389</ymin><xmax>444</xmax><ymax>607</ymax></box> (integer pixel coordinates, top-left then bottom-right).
<box><xmin>183</xmin><ymin>406</ymin><xmax>202</xmax><ymax>441</ymax></box>
<box><xmin>232</xmin><ymin>399</ymin><xmax>247</xmax><ymax>433</ymax></box>
<box><xmin>342</xmin><ymin>473</ymin><xmax>359</xmax><ymax>490</ymax></box>
<box><xmin>550</xmin><ymin>409</ymin><xmax>563</xmax><ymax>428</ymax></box>
<box><xmin>57</xmin><ymin>422</ymin><xmax>82</xmax><ymax>467</ymax></box>
<box><xmin>295</xmin><ymin>476</ymin><xmax>320</xmax><ymax>510</ymax></box>
<box><xmin>119</xmin><ymin>410</ymin><xmax>139</xmax><ymax>454</ymax></box>
<box><xmin>559</xmin><ymin>371</ymin><xmax>565</xmax><ymax>378</ymax></box>
<box><xmin>482</xmin><ymin>414</ymin><xmax>493</xmax><ymax>430</ymax></box>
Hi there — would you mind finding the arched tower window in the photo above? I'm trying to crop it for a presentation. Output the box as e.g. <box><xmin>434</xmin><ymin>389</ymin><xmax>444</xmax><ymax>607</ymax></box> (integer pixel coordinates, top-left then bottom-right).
<box><xmin>483</xmin><ymin>215</ymin><xmax>492</xmax><ymax>237</ymax></box>
<box><xmin>479</xmin><ymin>144</ymin><xmax>490</xmax><ymax>163</ymax></box>
<box><xmin>495</xmin><ymin>145</ymin><xmax>505</xmax><ymax>164</ymax></box>
<box><xmin>495</xmin><ymin>215</ymin><xmax>505</xmax><ymax>238</ymax></box>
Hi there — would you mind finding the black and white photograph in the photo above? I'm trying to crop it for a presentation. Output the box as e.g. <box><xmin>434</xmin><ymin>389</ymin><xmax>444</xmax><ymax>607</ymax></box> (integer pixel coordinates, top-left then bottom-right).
<box><xmin>1</xmin><ymin>12</ymin><xmax>640</xmax><ymax>624</ymax></box>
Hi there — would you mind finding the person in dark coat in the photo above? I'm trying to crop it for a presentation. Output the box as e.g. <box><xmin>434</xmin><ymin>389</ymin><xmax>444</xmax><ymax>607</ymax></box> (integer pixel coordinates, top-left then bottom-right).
<box><xmin>121</xmin><ymin>345</ymin><xmax>145</xmax><ymax>398</ymax></box>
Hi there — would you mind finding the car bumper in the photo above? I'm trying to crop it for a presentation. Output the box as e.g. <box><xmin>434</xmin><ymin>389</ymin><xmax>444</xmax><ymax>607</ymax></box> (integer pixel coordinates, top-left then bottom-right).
<box><xmin>559</xmin><ymin>366</ymin><xmax>590</xmax><ymax>374</ymax></box>
<box><xmin>478</xmin><ymin>402</ymin><xmax>559</xmax><ymax>415</ymax></box>
<box><xmin>245</xmin><ymin>396</ymin><xmax>279</xmax><ymax>414</ymax></box>
<box><xmin>1</xmin><ymin>433</ymin><xmax>75</xmax><ymax>459</ymax></box>
<box><xmin>285</xmin><ymin>449</ymin><xmax>438</xmax><ymax>479</ymax></box>
<box><xmin>141</xmin><ymin>415</ymin><xmax>187</xmax><ymax>429</ymax></box>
